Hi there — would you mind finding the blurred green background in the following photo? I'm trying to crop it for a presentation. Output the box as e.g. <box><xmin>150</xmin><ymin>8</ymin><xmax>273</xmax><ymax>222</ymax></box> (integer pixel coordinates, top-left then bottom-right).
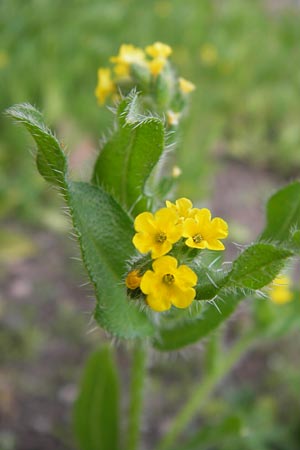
<box><xmin>1</xmin><ymin>0</ymin><xmax>300</xmax><ymax>449</ymax></box>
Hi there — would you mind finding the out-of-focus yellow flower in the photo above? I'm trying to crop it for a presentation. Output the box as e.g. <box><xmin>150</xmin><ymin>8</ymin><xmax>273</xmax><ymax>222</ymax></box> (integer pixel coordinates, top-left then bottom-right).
<box><xmin>167</xmin><ymin>110</ymin><xmax>181</xmax><ymax>126</ymax></box>
<box><xmin>145</xmin><ymin>42</ymin><xmax>172</xmax><ymax>59</ymax></box>
<box><xmin>95</xmin><ymin>68</ymin><xmax>115</xmax><ymax>105</ymax></box>
<box><xmin>140</xmin><ymin>255</ymin><xmax>197</xmax><ymax>311</ymax></box>
<box><xmin>166</xmin><ymin>197</ymin><xmax>197</xmax><ymax>223</ymax></box>
<box><xmin>0</xmin><ymin>51</ymin><xmax>9</xmax><ymax>69</ymax></box>
<box><xmin>183</xmin><ymin>209</ymin><xmax>228</xmax><ymax>250</ymax></box>
<box><xmin>199</xmin><ymin>43</ymin><xmax>218</xmax><ymax>66</ymax></box>
<box><xmin>270</xmin><ymin>276</ymin><xmax>293</xmax><ymax>305</ymax></box>
<box><xmin>133</xmin><ymin>208</ymin><xmax>182</xmax><ymax>259</ymax></box>
<box><xmin>172</xmin><ymin>165</ymin><xmax>182</xmax><ymax>178</ymax></box>
<box><xmin>126</xmin><ymin>269</ymin><xmax>142</xmax><ymax>290</ymax></box>
<box><xmin>110</xmin><ymin>44</ymin><xmax>146</xmax><ymax>77</ymax></box>
<box><xmin>148</xmin><ymin>57</ymin><xmax>166</xmax><ymax>76</ymax></box>
<box><xmin>178</xmin><ymin>77</ymin><xmax>196</xmax><ymax>94</ymax></box>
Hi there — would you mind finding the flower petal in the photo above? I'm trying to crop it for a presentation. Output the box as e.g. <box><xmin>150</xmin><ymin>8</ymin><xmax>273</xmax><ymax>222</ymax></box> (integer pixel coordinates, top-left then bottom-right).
<box><xmin>211</xmin><ymin>217</ymin><xmax>228</xmax><ymax>238</ymax></box>
<box><xmin>170</xmin><ymin>286</ymin><xmax>196</xmax><ymax>309</ymax></box>
<box><xmin>152</xmin><ymin>255</ymin><xmax>178</xmax><ymax>274</ymax></box>
<box><xmin>140</xmin><ymin>270</ymin><xmax>160</xmax><ymax>294</ymax></box>
<box><xmin>205</xmin><ymin>239</ymin><xmax>225</xmax><ymax>251</ymax></box>
<box><xmin>146</xmin><ymin>293</ymin><xmax>171</xmax><ymax>311</ymax></box>
<box><xmin>134</xmin><ymin>212</ymin><xmax>156</xmax><ymax>233</ymax></box>
<box><xmin>132</xmin><ymin>232</ymin><xmax>152</xmax><ymax>254</ymax></box>
<box><xmin>176</xmin><ymin>264</ymin><xmax>198</xmax><ymax>287</ymax></box>
<box><xmin>182</xmin><ymin>218</ymin><xmax>199</xmax><ymax>238</ymax></box>
<box><xmin>151</xmin><ymin>241</ymin><xmax>172</xmax><ymax>258</ymax></box>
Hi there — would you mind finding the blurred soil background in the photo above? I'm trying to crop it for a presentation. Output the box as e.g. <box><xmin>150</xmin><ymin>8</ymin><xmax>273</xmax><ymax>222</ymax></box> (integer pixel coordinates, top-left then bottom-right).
<box><xmin>1</xmin><ymin>0</ymin><xmax>300</xmax><ymax>449</ymax></box>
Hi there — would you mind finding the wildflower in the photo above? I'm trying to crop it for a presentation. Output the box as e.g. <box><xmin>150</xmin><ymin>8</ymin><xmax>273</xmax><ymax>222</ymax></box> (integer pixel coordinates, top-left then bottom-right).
<box><xmin>133</xmin><ymin>208</ymin><xmax>182</xmax><ymax>259</ymax></box>
<box><xmin>140</xmin><ymin>255</ymin><xmax>197</xmax><ymax>311</ymax></box>
<box><xmin>95</xmin><ymin>68</ymin><xmax>115</xmax><ymax>105</ymax></box>
<box><xmin>145</xmin><ymin>42</ymin><xmax>172</xmax><ymax>59</ymax></box>
<box><xmin>183</xmin><ymin>208</ymin><xmax>228</xmax><ymax>250</ymax></box>
<box><xmin>126</xmin><ymin>270</ymin><xmax>142</xmax><ymax>290</ymax></box>
<box><xmin>270</xmin><ymin>276</ymin><xmax>293</xmax><ymax>305</ymax></box>
<box><xmin>199</xmin><ymin>43</ymin><xmax>218</xmax><ymax>66</ymax></box>
<box><xmin>148</xmin><ymin>57</ymin><xmax>166</xmax><ymax>76</ymax></box>
<box><xmin>167</xmin><ymin>110</ymin><xmax>181</xmax><ymax>126</ymax></box>
<box><xmin>166</xmin><ymin>197</ymin><xmax>197</xmax><ymax>223</ymax></box>
<box><xmin>178</xmin><ymin>77</ymin><xmax>195</xmax><ymax>94</ymax></box>
<box><xmin>172</xmin><ymin>165</ymin><xmax>182</xmax><ymax>178</ymax></box>
<box><xmin>110</xmin><ymin>44</ymin><xmax>146</xmax><ymax>77</ymax></box>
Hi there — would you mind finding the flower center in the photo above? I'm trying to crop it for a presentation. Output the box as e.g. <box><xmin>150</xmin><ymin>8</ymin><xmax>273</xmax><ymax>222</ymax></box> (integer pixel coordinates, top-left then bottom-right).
<box><xmin>156</xmin><ymin>232</ymin><xmax>167</xmax><ymax>243</ymax></box>
<box><xmin>193</xmin><ymin>233</ymin><xmax>203</xmax><ymax>244</ymax></box>
<box><xmin>163</xmin><ymin>273</ymin><xmax>175</xmax><ymax>285</ymax></box>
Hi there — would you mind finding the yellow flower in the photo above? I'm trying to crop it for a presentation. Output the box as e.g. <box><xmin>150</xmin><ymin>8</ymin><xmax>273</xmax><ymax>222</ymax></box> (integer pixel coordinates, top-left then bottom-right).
<box><xmin>172</xmin><ymin>165</ymin><xmax>182</xmax><ymax>178</ymax></box>
<box><xmin>167</xmin><ymin>110</ymin><xmax>181</xmax><ymax>126</ymax></box>
<box><xmin>199</xmin><ymin>43</ymin><xmax>218</xmax><ymax>66</ymax></box>
<box><xmin>126</xmin><ymin>270</ymin><xmax>142</xmax><ymax>290</ymax></box>
<box><xmin>145</xmin><ymin>42</ymin><xmax>172</xmax><ymax>59</ymax></box>
<box><xmin>110</xmin><ymin>44</ymin><xmax>146</xmax><ymax>77</ymax></box>
<box><xmin>95</xmin><ymin>68</ymin><xmax>115</xmax><ymax>105</ymax></box>
<box><xmin>148</xmin><ymin>57</ymin><xmax>166</xmax><ymax>76</ymax></box>
<box><xmin>183</xmin><ymin>209</ymin><xmax>228</xmax><ymax>250</ymax></box>
<box><xmin>133</xmin><ymin>208</ymin><xmax>182</xmax><ymax>259</ymax></box>
<box><xmin>179</xmin><ymin>77</ymin><xmax>196</xmax><ymax>94</ymax></box>
<box><xmin>270</xmin><ymin>276</ymin><xmax>293</xmax><ymax>305</ymax></box>
<box><xmin>140</xmin><ymin>255</ymin><xmax>197</xmax><ymax>311</ymax></box>
<box><xmin>166</xmin><ymin>197</ymin><xmax>197</xmax><ymax>223</ymax></box>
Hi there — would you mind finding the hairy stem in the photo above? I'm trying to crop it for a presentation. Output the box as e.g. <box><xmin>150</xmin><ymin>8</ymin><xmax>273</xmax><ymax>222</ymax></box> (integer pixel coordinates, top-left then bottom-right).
<box><xmin>125</xmin><ymin>341</ymin><xmax>148</xmax><ymax>450</ymax></box>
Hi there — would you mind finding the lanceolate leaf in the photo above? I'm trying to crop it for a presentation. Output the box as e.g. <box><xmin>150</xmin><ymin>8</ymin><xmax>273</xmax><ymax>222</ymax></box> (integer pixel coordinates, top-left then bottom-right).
<box><xmin>68</xmin><ymin>181</ymin><xmax>154</xmax><ymax>338</ymax></box>
<box><xmin>6</xmin><ymin>103</ymin><xmax>67</xmax><ymax>187</ymax></box>
<box><xmin>260</xmin><ymin>181</ymin><xmax>300</xmax><ymax>244</ymax></box>
<box><xmin>226</xmin><ymin>243</ymin><xmax>293</xmax><ymax>290</ymax></box>
<box><xmin>92</xmin><ymin>93</ymin><xmax>165</xmax><ymax>213</ymax></box>
<box><xmin>154</xmin><ymin>243</ymin><xmax>292</xmax><ymax>351</ymax></box>
<box><xmin>73</xmin><ymin>347</ymin><xmax>120</xmax><ymax>450</ymax></box>
<box><xmin>6</xmin><ymin>103</ymin><xmax>154</xmax><ymax>339</ymax></box>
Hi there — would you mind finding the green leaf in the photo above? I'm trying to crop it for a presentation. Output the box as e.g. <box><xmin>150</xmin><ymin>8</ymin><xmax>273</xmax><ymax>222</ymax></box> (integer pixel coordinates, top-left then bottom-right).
<box><xmin>226</xmin><ymin>243</ymin><xmax>293</xmax><ymax>290</ymax></box>
<box><xmin>5</xmin><ymin>103</ymin><xmax>67</xmax><ymax>187</ymax></box>
<box><xmin>68</xmin><ymin>181</ymin><xmax>154</xmax><ymax>338</ymax></box>
<box><xmin>92</xmin><ymin>93</ymin><xmax>165</xmax><ymax>213</ymax></box>
<box><xmin>260</xmin><ymin>182</ymin><xmax>300</xmax><ymax>244</ymax></box>
<box><xmin>73</xmin><ymin>347</ymin><xmax>120</xmax><ymax>450</ymax></box>
<box><xmin>7</xmin><ymin>103</ymin><xmax>154</xmax><ymax>339</ymax></box>
<box><xmin>153</xmin><ymin>290</ymin><xmax>243</xmax><ymax>352</ymax></box>
<box><xmin>171</xmin><ymin>415</ymin><xmax>242</xmax><ymax>450</ymax></box>
<box><xmin>154</xmin><ymin>243</ymin><xmax>292</xmax><ymax>351</ymax></box>
<box><xmin>194</xmin><ymin>264</ymin><xmax>226</xmax><ymax>300</ymax></box>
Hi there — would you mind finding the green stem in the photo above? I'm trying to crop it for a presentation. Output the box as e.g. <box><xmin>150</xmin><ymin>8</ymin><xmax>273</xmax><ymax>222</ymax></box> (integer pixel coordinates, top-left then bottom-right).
<box><xmin>155</xmin><ymin>332</ymin><xmax>258</xmax><ymax>450</ymax></box>
<box><xmin>125</xmin><ymin>341</ymin><xmax>147</xmax><ymax>450</ymax></box>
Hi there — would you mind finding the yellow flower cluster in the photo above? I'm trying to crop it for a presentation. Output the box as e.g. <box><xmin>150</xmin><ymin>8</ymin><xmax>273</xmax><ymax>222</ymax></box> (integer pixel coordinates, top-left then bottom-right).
<box><xmin>95</xmin><ymin>42</ymin><xmax>195</xmax><ymax>105</ymax></box>
<box><xmin>126</xmin><ymin>198</ymin><xmax>228</xmax><ymax>312</ymax></box>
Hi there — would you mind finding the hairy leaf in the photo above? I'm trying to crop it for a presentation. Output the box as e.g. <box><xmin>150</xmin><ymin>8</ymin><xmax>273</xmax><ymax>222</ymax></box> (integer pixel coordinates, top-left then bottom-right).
<box><xmin>260</xmin><ymin>181</ymin><xmax>300</xmax><ymax>244</ymax></box>
<box><xmin>68</xmin><ymin>181</ymin><xmax>154</xmax><ymax>338</ymax></box>
<box><xmin>226</xmin><ymin>243</ymin><xmax>293</xmax><ymax>289</ymax></box>
<box><xmin>6</xmin><ymin>103</ymin><xmax>67</xmax><ymax>187</ymax></box>
<box><xmin>6</xmin><ymin>103</ymin><xmax>154</xmax><ymax>339</ymax></box>
<box><xmin>73</xmin><ymin>347</ymin><xmax>120</xmax><ymax>450</ymax></box>
<box><xmin>92</xmin><ymin>93</ymin><xmax>165</xmax><ymax>213</ymax></box>
<box><xmin>154</xmin><ymin>243</ymin><xmax>292</xmax><ymax>351</ymax></box>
